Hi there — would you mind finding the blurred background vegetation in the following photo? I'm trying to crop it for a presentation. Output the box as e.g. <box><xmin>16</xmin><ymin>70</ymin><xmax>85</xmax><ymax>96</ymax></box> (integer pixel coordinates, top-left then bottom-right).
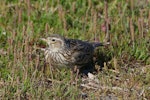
<box><xmin>0</xmin><ymin>0</ymin><xmax>150</xmax><ymax>99</ymax></box>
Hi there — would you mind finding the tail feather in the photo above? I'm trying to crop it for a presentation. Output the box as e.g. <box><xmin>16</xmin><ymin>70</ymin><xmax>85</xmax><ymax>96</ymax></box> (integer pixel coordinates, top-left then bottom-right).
<box><xmin>92</xmin><ymin>42</ymin><xmax>110</xmax><ymax>48</ymax></box>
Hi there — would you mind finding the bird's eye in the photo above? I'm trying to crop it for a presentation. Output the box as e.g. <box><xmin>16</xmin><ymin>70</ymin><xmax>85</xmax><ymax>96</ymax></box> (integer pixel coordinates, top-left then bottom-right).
<box><xmin>52</xmin><ymin>39</ymin><xmax>55</xmax><ymax>41</ymax></box>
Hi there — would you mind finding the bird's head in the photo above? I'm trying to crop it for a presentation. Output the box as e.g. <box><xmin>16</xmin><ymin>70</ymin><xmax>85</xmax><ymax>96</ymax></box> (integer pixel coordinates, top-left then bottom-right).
<box><xmin>40</xmin><ymin>34</ymin><xmax>66</xmax><ymax>52</ymax></box>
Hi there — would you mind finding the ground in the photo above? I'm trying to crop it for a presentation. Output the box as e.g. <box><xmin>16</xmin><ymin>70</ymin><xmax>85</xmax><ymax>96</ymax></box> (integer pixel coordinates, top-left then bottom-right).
<box><xmin>0</xmin><ymin>0</ymin><xmax>150</xmax><ymax>99</ymax></box>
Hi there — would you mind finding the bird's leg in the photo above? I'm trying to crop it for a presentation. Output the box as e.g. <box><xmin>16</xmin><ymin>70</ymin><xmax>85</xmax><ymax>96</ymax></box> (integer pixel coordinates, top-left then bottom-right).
<box><xmin>70</xmin><ymin>66</ymin><xmax>79</xmax><ymax>84</ymax></box>
<box><xmin>70</xmin><ymin>68</ymin><xmax>74</xmax><ymax>83</ymax></box>
<box><xmin>74</xmin><ymin>66</ymin><xmax>79</xmax><ymax>81</ymax></box>
<box><xmin>75</xmin><ymin>68</ymin><xmax>79</xmax><ymax>81</ymax></box>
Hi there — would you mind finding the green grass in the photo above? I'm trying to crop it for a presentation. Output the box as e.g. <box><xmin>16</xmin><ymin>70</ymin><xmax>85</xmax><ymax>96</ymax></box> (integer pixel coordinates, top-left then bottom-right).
<box><xmin>0</xmin><ymin>0</ymin><xmax>150</xmax><ymax>99</ymax></box>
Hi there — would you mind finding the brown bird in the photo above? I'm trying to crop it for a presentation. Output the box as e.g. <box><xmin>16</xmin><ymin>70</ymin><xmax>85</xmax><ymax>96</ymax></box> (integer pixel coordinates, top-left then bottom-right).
<box><xmin>40</xmin><ymin>34</ymin><xmax>108</xmax><ymax>80</ymax></box>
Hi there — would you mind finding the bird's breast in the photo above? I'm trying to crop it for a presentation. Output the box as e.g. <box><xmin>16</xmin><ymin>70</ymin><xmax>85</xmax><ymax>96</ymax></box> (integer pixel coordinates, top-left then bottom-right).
<box><xmin>45</xmin><ymin>50</ymin><xmax>71</xmax><ymax>67</ymax></box>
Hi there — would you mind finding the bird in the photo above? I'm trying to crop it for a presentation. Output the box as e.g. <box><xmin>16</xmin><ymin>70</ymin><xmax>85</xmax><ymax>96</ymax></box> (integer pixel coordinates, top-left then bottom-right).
<box><xmin>40</xmin><ymin>34</ymin><xmax>108</xmax><ymax>80</ymax></box>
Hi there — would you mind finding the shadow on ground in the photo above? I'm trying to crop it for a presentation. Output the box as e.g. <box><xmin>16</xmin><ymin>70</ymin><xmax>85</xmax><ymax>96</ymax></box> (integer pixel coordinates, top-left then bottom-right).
<box><xmin>80</xmin><ymin>47</ymin><xmax>112</xmax><ymax>76</ymax></box>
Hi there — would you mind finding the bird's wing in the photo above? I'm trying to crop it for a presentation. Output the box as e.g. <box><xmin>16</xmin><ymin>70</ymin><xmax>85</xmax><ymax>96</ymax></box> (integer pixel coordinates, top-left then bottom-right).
<box><xmin>67</xmin><ymin>39</ymin><xmax>94</xmax><ymax>65</ymax></box>
<box><xmin>68</xmin><ymin>39</ymin><xmax>93</xmax><ymax>52</ymax></box>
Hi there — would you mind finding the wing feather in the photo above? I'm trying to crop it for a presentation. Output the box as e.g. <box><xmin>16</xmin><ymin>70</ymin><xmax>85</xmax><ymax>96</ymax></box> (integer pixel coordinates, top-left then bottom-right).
<box><xmin>66</xmin><ymin>39</ymin><xmax>94</xmax><ymax>65</ymax></box>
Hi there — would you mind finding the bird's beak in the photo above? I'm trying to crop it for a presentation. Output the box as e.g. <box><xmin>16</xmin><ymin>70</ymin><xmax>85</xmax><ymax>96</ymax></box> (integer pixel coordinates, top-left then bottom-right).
<box><xmin>40</xmin><ymin>38</ymin><xmax>48</xmax><ymax>42</ymax></box>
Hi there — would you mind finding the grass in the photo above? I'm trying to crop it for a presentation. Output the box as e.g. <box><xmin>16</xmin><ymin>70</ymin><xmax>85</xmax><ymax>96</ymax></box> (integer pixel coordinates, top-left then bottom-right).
<box><xmin>0</xmin><ymin>0</ymin><xmax>150</xmax><ymax>99</ymax></box>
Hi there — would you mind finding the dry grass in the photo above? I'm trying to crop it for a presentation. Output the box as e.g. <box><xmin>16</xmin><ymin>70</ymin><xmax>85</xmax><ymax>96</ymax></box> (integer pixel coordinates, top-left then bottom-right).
<box><xmin>0</xmin><ymin>0</ymin><xmax>150</xmax><ymax>99</ymax></box>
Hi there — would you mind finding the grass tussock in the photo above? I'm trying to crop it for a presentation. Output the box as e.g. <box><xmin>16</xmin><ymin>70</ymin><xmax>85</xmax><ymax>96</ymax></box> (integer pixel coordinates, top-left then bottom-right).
<box><xmin>0</xmin><ymin>0</ymin><xmax>150</xmax><ymax>99</ymax></box>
